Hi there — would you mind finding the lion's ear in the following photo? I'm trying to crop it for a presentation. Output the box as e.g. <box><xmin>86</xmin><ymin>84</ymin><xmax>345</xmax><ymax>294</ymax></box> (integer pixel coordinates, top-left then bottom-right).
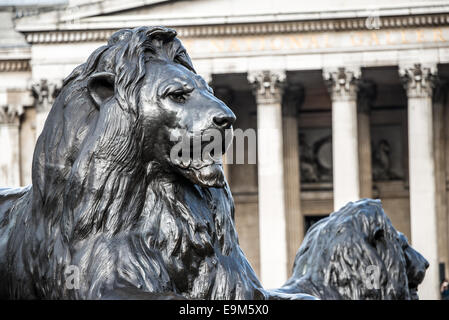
<box><xmin>374</xmin><ymin>227</ymin><xmax>385</xmax><ymax>241</ymax></box>
<box><xmin>87</xmin><ymin>72</ymin><xmax>115</xmax><ymax>107</ymax></box>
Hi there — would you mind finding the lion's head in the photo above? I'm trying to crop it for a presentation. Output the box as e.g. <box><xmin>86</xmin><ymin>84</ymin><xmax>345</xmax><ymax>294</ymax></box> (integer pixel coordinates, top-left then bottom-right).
<box><xmin>70</xmin><ymin>26</ymin><xmax>234</xmax><ymax>188</ymax></box>
<box><xmin>31</xmin><ymin>26</ymin><xmax>235</xmax><ymax>242</ymax></box>
<box><xmin>281</xmin><ymin>199</ymin><xmax>428</xmax><ymax>300</ymax></box>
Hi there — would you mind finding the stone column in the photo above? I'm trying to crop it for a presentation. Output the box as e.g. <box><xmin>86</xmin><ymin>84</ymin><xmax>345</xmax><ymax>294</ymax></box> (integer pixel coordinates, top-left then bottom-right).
<box><xmin>399</xmin><ymin>63</ymin><xmax>439</xmax><ymax>300</ymax></box>
<box><xmin>433</xmin><ymin>78</ymin><xmax>449</xmax><ymax>287</ymax></box>
<box><xmin>0</xmin><ymin>104</ymin><xmax>23</xmax><ymax>187</ymax></box>
<box><xmin>444</xmin><ymin>82</ymin><xmax>449</xmax><ymax>281</ymax></box>
<box><xmin>282</xmin><ymin>84</ymin><xmax>305</xmax><ymax>274</ymax></box>
<box><xmin>248</xmin><ymin>70</ymin><xmax>288</xmax><ymax>288</ymax></box>
<box><xmin>324</xmin><ymin>67</ymin><xmax>361</xmax><ymax>211</ymax></box>
<box><xmin>357</xmin><ymin>80</ymin><xmax>376</xmax><ymax>199</ymax></box>
<box><xmin>31</xmin><ymin>79</ymin><xmax>61</xmax><ymax>141</ymax></box>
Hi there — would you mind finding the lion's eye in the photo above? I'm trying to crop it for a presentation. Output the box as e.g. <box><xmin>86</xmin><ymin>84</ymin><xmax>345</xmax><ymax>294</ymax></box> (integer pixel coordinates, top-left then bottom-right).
<box><xmin>168</xmin><ymin>90</ymin><xmax>188</xmax><ymax>103</ymax></box>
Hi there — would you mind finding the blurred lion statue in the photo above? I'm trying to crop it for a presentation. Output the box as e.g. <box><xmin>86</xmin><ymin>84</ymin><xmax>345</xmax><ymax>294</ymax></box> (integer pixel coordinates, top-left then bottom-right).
<box><xmin>278</xmin><ymin>199</ymin><xmax>429</xmax><ymax>300</ymax></box>
<box><xmin>0</xmin><ymin>26</ymin><xmax>314</xmax><ymax>300</ymax></box>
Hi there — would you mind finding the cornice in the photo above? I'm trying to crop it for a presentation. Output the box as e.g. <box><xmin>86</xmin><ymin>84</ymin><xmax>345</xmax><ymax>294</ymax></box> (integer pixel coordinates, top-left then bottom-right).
<box><xmin>21</xmin><ymin>13</ymin><xmax>449</xmax><ymax>44</ymax></box>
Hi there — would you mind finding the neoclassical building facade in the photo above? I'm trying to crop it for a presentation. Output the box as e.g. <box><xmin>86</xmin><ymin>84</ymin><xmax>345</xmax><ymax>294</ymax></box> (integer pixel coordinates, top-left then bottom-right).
<box><xmin>1</xmin><ymin>0</ymin><xmax>449</xmax><ymax>299</ymax></box>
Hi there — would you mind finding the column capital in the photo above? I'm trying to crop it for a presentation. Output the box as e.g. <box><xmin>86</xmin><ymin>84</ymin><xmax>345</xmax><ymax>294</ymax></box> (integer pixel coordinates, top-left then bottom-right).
<box><xmin>323</xmin><ymin>66</ymin><xmax>361</xmax><ymax>102</ymax></box>
<box><xmin>0</xmin><ymin>104</ymin><xmax>23</xmax><ymax>125</ymax></box>
<box><xmin>247</xmin><ymin>70</ymin><xmax>286</xmax><ymax>105</ymax></box>
<box><xmin>357</xmin><ymin>80</ymin><xmax>377</xmax><ymax>114</ymax></box>
<box><xmin>30</xmin><ymin>79</ymin><xmax>62</xmax><ymax>113</ymax></box>
<box><xmin>399</xmin><ymin>63</ymin><xmax>437</xmax><ymax>99</ymax></box>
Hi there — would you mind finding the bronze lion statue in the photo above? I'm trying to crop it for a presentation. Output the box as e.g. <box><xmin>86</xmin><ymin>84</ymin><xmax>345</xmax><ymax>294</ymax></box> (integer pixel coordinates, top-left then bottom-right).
<box><xmin>0</xmin><ymin>26</ymin><xmax>428</xmax><ymax>301</ymax></box>
<box><xmin>0</xmin><ymin>26</ymin><xmax>314</xmax><ymax>300</ymax></box>
<box><xmin>278</xmin><ymin>199</ymin><xmax>429</xmax><ymax>300</ymax></box>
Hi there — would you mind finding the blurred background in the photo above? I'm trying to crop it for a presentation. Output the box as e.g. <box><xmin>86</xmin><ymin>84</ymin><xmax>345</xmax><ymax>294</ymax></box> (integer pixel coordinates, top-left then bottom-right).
<box><xmin>1</xmin><ymin>0</ymin><xmax>449</xmax><ymax>299</ymax></box>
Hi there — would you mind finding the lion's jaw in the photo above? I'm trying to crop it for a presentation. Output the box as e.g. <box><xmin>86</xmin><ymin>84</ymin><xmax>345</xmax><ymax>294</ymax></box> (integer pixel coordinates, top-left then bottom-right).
<box><xmin>175</xmin><ymin>162</ymin><xmax>227</xmax><ymax>188</ymax></box>
<box><xmin>167</xmin><ymin>129</ymin><xmax>233</xmax><ymax>188</ymax></box>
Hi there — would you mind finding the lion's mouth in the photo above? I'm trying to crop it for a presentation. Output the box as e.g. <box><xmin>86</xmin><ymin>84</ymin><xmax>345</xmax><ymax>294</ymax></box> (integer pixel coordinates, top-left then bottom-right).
<box><xmin>169</xmin><ymin>129</ymin><xmax>232</xmax><ymax>188</ymax></box>
<box><xmin>173</xmin><ymin>151</ymin><xmax>222</xmax><ymax>170</ymax></box>
<box><xmin>172</xmin><ymin>139</ymin><xmax>224</xmax><ymax>167</ymax></box>
<box><xmin>171</xmin><ymin>143</ymin><xmax>226</xmax><ymax>187</ymax></box>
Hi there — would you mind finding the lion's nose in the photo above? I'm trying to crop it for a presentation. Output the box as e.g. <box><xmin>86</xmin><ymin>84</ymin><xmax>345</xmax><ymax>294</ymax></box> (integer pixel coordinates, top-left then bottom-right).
<box><xmin>212</xmin><ymin>113</ymin><xmax>236</xmax><ymax>130</ymax></box>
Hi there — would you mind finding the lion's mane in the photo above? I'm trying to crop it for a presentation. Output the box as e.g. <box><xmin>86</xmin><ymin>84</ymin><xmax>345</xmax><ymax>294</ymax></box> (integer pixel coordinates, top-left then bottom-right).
<box><xmin>0</xmin><ymin>26</ymin><xmax>262</xmax><ymax>299</ymax></box>
<box><xmin>280</xmin><ymin>199</ymin><xmax>414</xmax><ymax>300</ymax></box>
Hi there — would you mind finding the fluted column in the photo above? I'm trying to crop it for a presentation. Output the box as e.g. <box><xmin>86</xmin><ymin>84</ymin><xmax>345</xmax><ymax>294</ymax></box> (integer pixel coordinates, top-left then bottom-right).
<box><xmin>248</xmin><ymin>70</ymin><xmax>287</xmax><ymax>288</ymax></box>
<box><xmin>282</xmin><ymin>84</ymin><xmax>305</xmax><ymax>274</ymax></box>
<box><xmin>433</xmin><ymin>78</ymin><xmax>449</xmax><ymax>288</ymax></box>
<box><xmin>399</xmin><ymin>63</ymin><xmax>439</xmax><ymax>300</ymax></box>
<box><xmin>0</xmin><ymin>103</ymin><xmax>23</xmax><ymax>187</ymax></box>
<box><xmin>324</xmin><ymin>67</ymin><xmax>361</xmax><ymax>210</ymax></box>
<box><xmin>357</xmin><ymin>81</ymin><xmax>376</xmax><ymax>199</ymax></box>
<box><xmin>31</xmin><ymin>79</ymin><xmax>61</xmax><ymax>141</ymax></box>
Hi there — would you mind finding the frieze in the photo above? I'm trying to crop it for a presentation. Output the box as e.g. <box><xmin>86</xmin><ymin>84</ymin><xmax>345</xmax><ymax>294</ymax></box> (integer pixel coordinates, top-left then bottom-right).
<box><xmin>22</xmin><ymin>13</ymin><xmax>449</xmax><ymax>45</ymax></box>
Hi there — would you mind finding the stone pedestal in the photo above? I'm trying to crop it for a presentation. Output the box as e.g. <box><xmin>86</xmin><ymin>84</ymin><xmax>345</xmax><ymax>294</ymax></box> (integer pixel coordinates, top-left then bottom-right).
<box><xmin>400</xmin><ymin>63</ymin><xmax>439</xmax><ymax>300</ymax></box>
<box><xmin>324</xmin><ymin>67</ymin><xmax>361</xmax><ymax>211</ymax></box>
<box><xmin>248</xmin><ymin>70</ymin><xmax>287</xmax><ymax>288</ymax></box>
